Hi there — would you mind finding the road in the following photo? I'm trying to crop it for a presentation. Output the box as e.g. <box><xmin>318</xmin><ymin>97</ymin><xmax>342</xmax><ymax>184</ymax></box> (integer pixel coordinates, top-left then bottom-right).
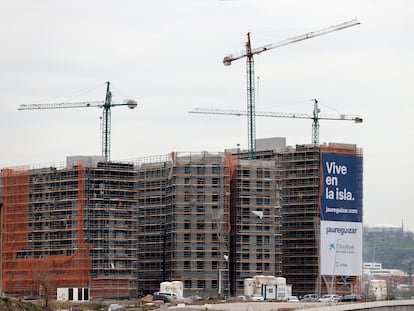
<box><xmin>167</xmin><ymin>301</ymin><xmax>326</xmax><ymax>311</ymax></box>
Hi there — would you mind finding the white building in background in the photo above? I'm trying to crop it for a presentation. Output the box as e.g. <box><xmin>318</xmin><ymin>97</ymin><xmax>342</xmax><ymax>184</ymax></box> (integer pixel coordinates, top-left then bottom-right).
<box><xmin>363</xmin><ymin>262</ymin><xmax>407</xmax><ymax>278</ymax></box>
<box><xmin>363</xmin><ymin>262</ymin><xmax>408</xmax><ymax>298</ymax></box>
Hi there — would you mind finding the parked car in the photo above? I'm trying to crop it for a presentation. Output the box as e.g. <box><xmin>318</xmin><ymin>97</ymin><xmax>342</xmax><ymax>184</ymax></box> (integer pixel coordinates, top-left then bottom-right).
<box><xmin>302</xmin><ymin>293</ymin><xmax>319</xmax><ymax>302</ymax></box>
<box><xmin>183</xmin><ymin>295</ymin><xmax>204</xmax><ymax>303</ymax></box>
<box><xmin>342</xmin><ymin>294</ymin><xmax>362</xmax><ymax>302</ymax></box>
<box><xmin>154</xmin><ymin>292</ymin><xmax>180</xmax><ymax>302</ymax></box>
<box><xmin>251</xmin><ymin>294</ymin><xmax>264</xmax><ymax>301</ymax></box>
<box><xmin>287</xmin><ymin>296</ymin><xmax>300</xmax><ymax>302</ymax></box>
<box><xmin>318</xmin><ymin>294</ymin><xmax>341</xmax><ymax>302</ymax></box>
<box><xmin>108</xmin><ymin>304</ymin><xmax>125</xmax><ymax>311</ymax></box>
<box><xmin>158</xmin><ymin>292</ymin><xmax>179</xmax><ymax>300</ymax></box>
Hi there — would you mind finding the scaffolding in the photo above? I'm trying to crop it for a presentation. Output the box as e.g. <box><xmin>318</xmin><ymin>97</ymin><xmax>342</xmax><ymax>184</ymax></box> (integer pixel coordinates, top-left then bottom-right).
<box><xmin>1</xmin><ymin>158</ymin><xmax>137</xmax><ymax>299</ymax></box>
<box><xmin>277</xmin><ymin>144</ymin><xmax>321</xmax><ymax>296</ymax></box>
<box><xmin>230</xmin><ymin>158</ymin><xmax>282</xmax><ymax>296</ymax></box>
<box><xmin>85</xmin><ymin>161</ymin><xmax>138</xmax><ymax>299</ymax></box>
<box><xmin>277</xmin><ymin>143</ymin><xmax>363</xmax><ymax>297</ymax></box>
<box><xmin>0</xmin><ymin>141</ymin><xmax>362</xmax><ymax>298</ymax></box>
<box><xmin>137</xmin><ymin>152</ymin><xmax>230</xmax><ymax>296</ymax></box>
<box><xmin>1</xmin><ymin>163</ymin><xmax>90</xmax><ymax>297</ymax></box>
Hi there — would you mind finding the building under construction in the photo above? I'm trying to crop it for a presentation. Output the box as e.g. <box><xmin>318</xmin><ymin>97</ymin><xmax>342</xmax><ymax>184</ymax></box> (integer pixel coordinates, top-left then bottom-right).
<box><xmin>1</xmin><ymin>156</ymin><xmax>138</xmax><ymax>299</ymax></box>
<box><xmin>0</xmin><ymin>139</ymin><xmax>363</xmax><ymax>299</ymax></box>
<box><xmin>136</xmin><ymin>152</ymin><xmax>281</xmax><ymax>297</ymax></box>
<box><xmin>232</xmin><ymin>138</ymin><xmax>363</xmax><ymax>297</ymax></box>
<box><xmin>136</xmin><ymin>152</ymin><xmax>231</xmax><ymax>296</ymax></box>
<box><xmin>276</xmin><ymin>142</ymin><xmax>363</xmax><ymax>297</ymax></box>
<box><xmin>229</xmin><ymin>158</ymin><xmax>281</xmax><ymax>296</ymax></box>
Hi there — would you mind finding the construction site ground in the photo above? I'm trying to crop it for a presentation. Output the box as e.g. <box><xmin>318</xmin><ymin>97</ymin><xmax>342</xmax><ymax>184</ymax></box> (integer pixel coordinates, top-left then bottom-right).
<box><xmin>0</xmin><ymin>297</ymin><xmax>41</xmax><ymax>311</ymax></box>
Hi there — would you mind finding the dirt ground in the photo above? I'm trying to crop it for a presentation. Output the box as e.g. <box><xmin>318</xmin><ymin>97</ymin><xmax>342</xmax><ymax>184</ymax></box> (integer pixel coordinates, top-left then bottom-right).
<box><xmin>0</xmin><ymin>297</ymin><xmax>41</xmax><ymax>311</ymax></box>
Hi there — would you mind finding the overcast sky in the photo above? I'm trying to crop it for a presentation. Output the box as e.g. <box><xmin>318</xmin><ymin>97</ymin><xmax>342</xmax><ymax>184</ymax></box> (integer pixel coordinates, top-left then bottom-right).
<box><xmin>1</xmin><ymin>1</ymin><xmax>413</xmax><ymax>231</ymax></box>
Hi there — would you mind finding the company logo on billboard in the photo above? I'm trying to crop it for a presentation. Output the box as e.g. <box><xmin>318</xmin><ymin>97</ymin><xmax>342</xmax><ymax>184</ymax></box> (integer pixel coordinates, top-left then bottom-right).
<box><xmin>328</xmin><ymin>241</ymin><xmax>355</xmax><ymax>254</ymax></box>
<box><xmin>326</xmin><ymin>226</ymin><xmax>357</xmax><ymax>235</ymax></box>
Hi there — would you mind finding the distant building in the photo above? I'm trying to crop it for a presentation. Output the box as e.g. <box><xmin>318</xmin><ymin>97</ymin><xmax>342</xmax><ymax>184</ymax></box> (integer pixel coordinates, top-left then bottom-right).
<box><xmin>364</xmin><ymin>262</ymin><xmax>407</xmax><ymax>277</ymax></box>
<box><xmin>364</xmin><ymin>224</ymin><xmax>404</xmax><ymax>237</ymax></box>
<box><xmin>363</xmin><ymin>262</ymin><xmax>408</xmax><ymax>295</ymax></box>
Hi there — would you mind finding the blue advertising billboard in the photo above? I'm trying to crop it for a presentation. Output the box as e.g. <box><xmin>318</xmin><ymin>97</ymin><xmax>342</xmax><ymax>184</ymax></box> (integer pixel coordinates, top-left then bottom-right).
<box><xmin>320</xmin><ymin>152</ymin><xmax>363</xmax><ymax>222</ymax></box>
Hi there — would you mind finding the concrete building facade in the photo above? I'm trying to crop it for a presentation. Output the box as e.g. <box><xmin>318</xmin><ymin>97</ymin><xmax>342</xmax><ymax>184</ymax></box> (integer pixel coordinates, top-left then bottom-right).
<box><xmin>136</xmin><ymin>152</ymin><xmax>230</xmax><ymax>296</ymax></box>
<box><xmin>0</xmin><ymin>140</ymin><xmax>363</xmax><ymax>299</ymax></box>
<box><xmin>229</xmin><ymin>159</ymin><xmax>281</xmax><ymax>296</ymax></box>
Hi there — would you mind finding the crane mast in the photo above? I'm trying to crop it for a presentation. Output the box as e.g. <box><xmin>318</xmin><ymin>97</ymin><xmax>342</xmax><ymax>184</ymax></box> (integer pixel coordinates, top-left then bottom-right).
<box><xmin>18</xmin><ymin>81</ymin><xmax>137</xmax><ymax>162</ymax></box>
<box><xmin>312</xmin><ymin>99</ymin><xmax>320</xmax><ymax>145</ymax></box>
<box><xmin>103</xmin><ymin>81</ymin><xmax>112</xmax><ymax>161</ymax></box>
<box><xmin>246</xmin><ymin>33</ymin><xmax>256</xmax><ymax>159</ymax></box>
<box><xmin>189</xmin><ymin>99</ymin><xmax>362</xmax><ymax>145</ymax></box>
<box><xmin>223</xmin><ymin>19</ymin><xmax>360</xmax><ymax>159</ymax></box>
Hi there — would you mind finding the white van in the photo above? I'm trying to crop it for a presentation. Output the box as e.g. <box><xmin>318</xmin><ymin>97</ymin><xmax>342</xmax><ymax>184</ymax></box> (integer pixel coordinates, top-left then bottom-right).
<box><xmin>302</xmin><ymin>294</ymin><xmax>319</xmax><ymax>302</ymax></box>
<box><xmin>156</xmin><ymin>292</ymin><xmax>179</xmax><ymax>302</ymax></box>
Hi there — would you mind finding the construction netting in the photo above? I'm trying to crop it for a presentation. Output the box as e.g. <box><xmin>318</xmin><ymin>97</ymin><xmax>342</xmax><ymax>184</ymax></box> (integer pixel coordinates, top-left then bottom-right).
<box><xmin>1</xmin><ymin>163</ymin><xmax>91</xmax><ymax>296</ymax></box>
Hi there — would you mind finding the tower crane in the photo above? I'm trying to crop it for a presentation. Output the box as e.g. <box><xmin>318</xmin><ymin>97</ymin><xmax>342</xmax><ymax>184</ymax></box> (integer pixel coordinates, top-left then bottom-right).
<box><xmin>223</xmin><ymin>19</ymin><xmax>360</xmax><ymax>159</ymax></box>
<box><xmin>189</xmin><ymin>99</ymin><xmax>363</xmax><ymax>145</ymax></box>
<box><xmin>18</xmin><ymin>81</ymin><xmax>137</xmax><ymax>162</ymax></box>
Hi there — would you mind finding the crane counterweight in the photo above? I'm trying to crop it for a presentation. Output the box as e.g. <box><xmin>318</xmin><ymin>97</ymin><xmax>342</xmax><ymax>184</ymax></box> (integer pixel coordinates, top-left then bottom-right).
<box><xmin>223</xmin><ymin>56</ymin><xmax>234</xmax><ymax>66</ymax></box>
<box><xmin>125</xmin><ymin>99</ymin><xmax>138</xmax><ymax>109</ymax></box>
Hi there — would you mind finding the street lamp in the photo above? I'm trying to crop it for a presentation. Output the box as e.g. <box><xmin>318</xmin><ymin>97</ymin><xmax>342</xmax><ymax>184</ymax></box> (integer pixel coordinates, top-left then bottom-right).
<box><xmin>218</xmin><ymin>255</ymin><xmax>229</xmax><ymax>298</ymax></box>
<box><xmin>330</xmin><ymin>238</ymin><xmax>342</xmax><ymax>295</ymax></box>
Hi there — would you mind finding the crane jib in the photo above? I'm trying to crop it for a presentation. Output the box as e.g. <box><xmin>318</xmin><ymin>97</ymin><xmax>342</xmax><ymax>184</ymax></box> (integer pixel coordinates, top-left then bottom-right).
<box><xmin>18</xmin><ymin>82</ymin><xmax>138</xmax><ymax>162</ymax></box>
<box><xmin>223</xmin><ymin>19</ymin><xmax>360</xmax><ymax>64</ymax></box>
<box><xmin>252</xmin><ymin>19</ymin><xmax>360</xmax><ymax>56</ymax></box>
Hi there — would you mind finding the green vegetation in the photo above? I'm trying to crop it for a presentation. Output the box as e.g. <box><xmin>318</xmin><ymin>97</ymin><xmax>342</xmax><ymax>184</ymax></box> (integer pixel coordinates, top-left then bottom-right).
<box><xmin>363</xmin><ymin>229</ymin><xmax>414</xmax><ymax>273</ymax></box>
